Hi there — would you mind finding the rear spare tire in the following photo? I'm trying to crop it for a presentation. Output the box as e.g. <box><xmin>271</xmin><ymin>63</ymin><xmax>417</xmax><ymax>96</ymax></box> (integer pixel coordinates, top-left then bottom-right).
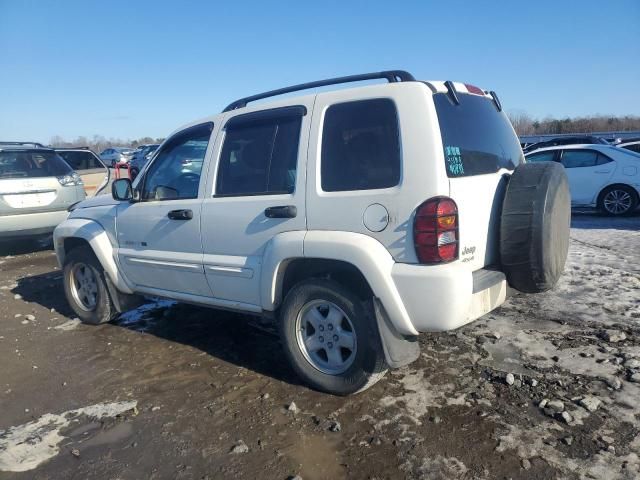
<box><xmin>500</xmin><ymin>162</ymin><xmax>570</xmax><ymax>293</ymax></box>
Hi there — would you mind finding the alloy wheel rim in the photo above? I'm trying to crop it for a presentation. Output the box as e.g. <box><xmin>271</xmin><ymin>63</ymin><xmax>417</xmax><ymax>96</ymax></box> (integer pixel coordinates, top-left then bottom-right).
<box><xmin>603</xmin><ymin>190</ymin><xmax>632</xmax><ymax>214</ymax></box>
<box><xmin>295</xmin><ymin>300</ymin><xmax>357</xmax><ymax>375</ymax></box>
<box><xmin>70</xmin><ymin>263</ymin><xmax>98</xmax><ymax>311</ymax></box>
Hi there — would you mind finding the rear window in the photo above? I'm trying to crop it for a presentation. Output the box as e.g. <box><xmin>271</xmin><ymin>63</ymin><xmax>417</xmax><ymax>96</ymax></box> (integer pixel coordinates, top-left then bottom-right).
<box><xmin>434</xmin><ymin>93</ymin><xmax>523</xmax><ymax>177</ymax></box>
<box><xmin>0</xmin><ymin>150</ymin><xmax>72</xmax><ymax>179</ymax></box>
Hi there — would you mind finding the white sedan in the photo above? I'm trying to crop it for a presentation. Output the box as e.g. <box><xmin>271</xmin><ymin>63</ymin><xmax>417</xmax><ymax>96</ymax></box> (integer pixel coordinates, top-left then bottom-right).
<box><xmin>526</xmin><ymin>144</ymin><xmax>640</xmax><ymax>215</ymax></box>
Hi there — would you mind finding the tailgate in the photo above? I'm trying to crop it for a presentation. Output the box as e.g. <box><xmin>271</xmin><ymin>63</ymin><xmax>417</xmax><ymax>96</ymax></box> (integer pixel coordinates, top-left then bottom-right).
<box><xmin>431</xmin><ymin>87</ymin><xmax>524</xmax><ymax>271</ymax></box>
<box><xmin>0</xmin><ymin>177</ymin><xmax>70</xmax><ymax>215</ymax></box>
<box><xmin>449</xmin><ymin>173</ymin><xmax>508</xmax><ymax>271</ymax></box>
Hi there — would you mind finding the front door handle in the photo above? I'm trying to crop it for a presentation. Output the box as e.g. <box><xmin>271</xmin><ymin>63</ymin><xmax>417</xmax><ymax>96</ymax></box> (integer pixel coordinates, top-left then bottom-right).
<box><xmin>264</xmin><ymin>205</ymin><xmax>297</xmax><ymax>218</ymax></box>
<box><xmin>167</xmin><ymin>209</ymin><xmax>193</xmax><ymax>220</ymax></box>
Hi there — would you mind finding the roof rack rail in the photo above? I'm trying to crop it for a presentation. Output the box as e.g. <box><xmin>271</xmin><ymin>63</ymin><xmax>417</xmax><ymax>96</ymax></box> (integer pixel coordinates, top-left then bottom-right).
<box><xmin>223</xmin><ymin>70</ymin><xmax>416</xmax><ymax>112</ymax></box>
<box><xmin>0</xmin><ymin>141</ymin><xmax>46</xmax><ymax>148</ymax></box>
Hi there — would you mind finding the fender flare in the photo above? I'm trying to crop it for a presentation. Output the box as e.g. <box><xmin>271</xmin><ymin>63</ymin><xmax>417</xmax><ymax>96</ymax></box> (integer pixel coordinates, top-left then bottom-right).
<box><xmin>53</xmin><ymin>218</ymin><xmax>134</xmax><ymax>294</ymax></box>
<box><xmin>262</xmin><ymin>230</ymin><xmax>418</xmax><ymax>337</ymax></box>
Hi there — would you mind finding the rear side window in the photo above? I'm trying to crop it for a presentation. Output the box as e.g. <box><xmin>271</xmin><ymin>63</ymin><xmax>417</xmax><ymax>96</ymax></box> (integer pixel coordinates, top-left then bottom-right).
<box><xmin>321</xmin><ymin>99</ymin><xmax>401</xmax><ymax>192</ymax></box>
<box><xmin>622</xmin><ymin>143</ymin><xmax>640</xmax><ymax>154</ymax></box>
<box><xmin>0</xmin><ymin>151</ymin><xmax>72</xmax><ymax>178</ymax></box>
<box><xmin>57</xmin><ymin>151</ymin><xmax>103</xmax><ymax>170</ymax></box>
<box><xmin>216</xmin><ymin>110</ymin><xmax>302</xmax><ymax>196</ymax></box>
<box><xmin>434</xmin><ymin>93</ymin><xmax>523</xmax><ymax>177</ymax></box>
<box><xmin>561</xmin><ymin>150</ymin><xmax>611</xmax><ymax>168</ymax></box>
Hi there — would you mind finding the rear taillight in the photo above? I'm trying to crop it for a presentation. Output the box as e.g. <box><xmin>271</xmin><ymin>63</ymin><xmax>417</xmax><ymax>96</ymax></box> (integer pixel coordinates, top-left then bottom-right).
<box><xmin>413</xmin><ymin>197</ymin><xmax>459</xmax><ymax>264</ymax></box>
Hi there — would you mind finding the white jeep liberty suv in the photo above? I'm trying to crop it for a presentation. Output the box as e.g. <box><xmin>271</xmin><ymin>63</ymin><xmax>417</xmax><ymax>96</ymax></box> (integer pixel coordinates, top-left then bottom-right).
<box><xmin>54</xmin><ymin>71</ymin><xmax>570</xmax><ymax>395</ymax></box>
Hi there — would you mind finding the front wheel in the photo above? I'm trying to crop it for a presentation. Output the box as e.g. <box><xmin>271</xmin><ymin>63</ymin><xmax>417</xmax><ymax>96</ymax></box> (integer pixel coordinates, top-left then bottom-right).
<box><xmin>279</xmin><ymin>279</ymin><xmax>387</xmax><ymax>395</ymax></box>
<box><xmin>63</xmin><ymin>246</ymin><xmax>117</xmax><ymax>325</ymax></box>
<box><xmin>598</xmin><ymin>185</ymin><xmax>638</xmax><ymax>216</ymax></box>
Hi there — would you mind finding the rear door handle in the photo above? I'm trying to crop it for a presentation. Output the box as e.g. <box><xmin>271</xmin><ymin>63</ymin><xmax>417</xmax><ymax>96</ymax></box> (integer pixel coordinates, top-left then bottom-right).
<box><xmin>264</xmin><ymin>205</ymin><xmax>297</xmax><ymax>218</ymax></box>
<box><xmin>167</xmin><ymin>209</ymin><xmax>193</xmax><ymax>220</ymax></box>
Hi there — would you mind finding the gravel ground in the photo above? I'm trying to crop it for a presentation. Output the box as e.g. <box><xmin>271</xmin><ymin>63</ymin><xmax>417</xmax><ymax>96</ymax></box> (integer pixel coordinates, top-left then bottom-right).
<box><xmin>0</xmin><ymin>213</ymin><xmax>639</xmax><ymax>480</ymax></box>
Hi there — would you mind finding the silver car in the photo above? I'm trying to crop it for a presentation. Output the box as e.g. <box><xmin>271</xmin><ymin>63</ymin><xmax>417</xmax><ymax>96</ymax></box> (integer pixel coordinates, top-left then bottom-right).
<box><xmin>0</xmin><ymin>145</ymin><xmax>86</xmax><ymax>240</ymax></box>
<box><xmin>100</xmin><ymin>147</ymin><xmax>134</xmax><ymax>168</ymax></box>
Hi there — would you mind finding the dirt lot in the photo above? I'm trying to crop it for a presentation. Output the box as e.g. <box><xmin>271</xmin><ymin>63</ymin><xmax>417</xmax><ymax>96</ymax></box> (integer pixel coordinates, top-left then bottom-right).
<box><xmin>1</xmin><ymin>213</ymin><xmax>639</xmax><ymax>480</ymax></box>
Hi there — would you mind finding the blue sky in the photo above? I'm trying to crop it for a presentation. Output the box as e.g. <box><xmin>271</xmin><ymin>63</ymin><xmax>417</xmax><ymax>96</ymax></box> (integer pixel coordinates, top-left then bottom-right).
<box><xmin>1</xmin><ymin>0</ymin><xmax>638</xmax><ymax>143</ymax></box>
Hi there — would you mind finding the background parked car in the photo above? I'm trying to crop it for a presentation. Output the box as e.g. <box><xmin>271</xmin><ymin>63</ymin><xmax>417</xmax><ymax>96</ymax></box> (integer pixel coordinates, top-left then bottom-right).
<box><xmin>100</xmin><ymin>147</ymin><xmax>134</xmax><ymax>168</ymax></box>
<box><xmin>523</xmin><ymin>135</ymin><xmax>609</xmax><ymax>154</ymax></box>
<box><xmin>617</xmin><ymin>138</ymin><xmax>640</xmax><ymax>154</ymax></box>
<box><xmin>0</xmin><ymin>144</ymin><xmax>85</xmax><ymax>240</ymax></box>
<box><xmin>55</xmin><ymin>148</ymin><xmax>110</xmax><ymax>196</ymax></box>
<box><xmin>129</xmin><ymin>144</ymin><xmax>159</xmax><ymax>178</ymax></box>
<box><xmin>526</xmin><ymin>144</ymin><xmax>640</xmax><ymax>215</ymax></box>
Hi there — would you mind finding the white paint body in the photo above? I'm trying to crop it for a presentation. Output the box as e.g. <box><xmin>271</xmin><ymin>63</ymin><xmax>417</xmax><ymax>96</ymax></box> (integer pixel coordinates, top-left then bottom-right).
<box><xmin>54</xmin><ymin>80</ymin><xmax>514</xmax><ymax>336</ymax></box>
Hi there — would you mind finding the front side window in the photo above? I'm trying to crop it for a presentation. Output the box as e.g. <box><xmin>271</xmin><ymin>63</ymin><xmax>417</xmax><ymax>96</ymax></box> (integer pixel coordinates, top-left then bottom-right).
<box><xmin>141</xmin><ymin>123</ymin><xmax>212</xmax><ymax>201</ymax></box>
<box><xmin>560</xmin><ymin>150</ymin><xmax>600</xmax><ymax>169</ymax></box>
<box><xmin>321</xmin><ymin>99</ymin><xmax>401</xmax><ymax>192</ymax></box>
<box><xmin>526</xmin><ymin>151</ymin><xmax>556</xmax><ymax>163</ymax></box>
<box><xmin>216</xmin><ymin>111</ymin><xmax>302</xmax><ymax>196</ymax></box>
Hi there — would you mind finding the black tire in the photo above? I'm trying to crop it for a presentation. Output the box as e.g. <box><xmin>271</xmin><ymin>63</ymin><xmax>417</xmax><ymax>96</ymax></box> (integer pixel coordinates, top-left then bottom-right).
<box><xmin>500</xmin><ymin>162</ymin><xmax>570</xmax><ymax>293</ymax></box>
<box><xmin>598</xmin><ymin>185</ymin><xmax>638</xmax><ymax>216</ymax></box>
<box><xmin>278</xmin><ymin>279</ymin><xmax>387</xmax><ymax>395</ymax></box>
<box><xmin>63</xmin><ymin>245</ymin><xmax>117</xmax><ymax>325</ymax></box>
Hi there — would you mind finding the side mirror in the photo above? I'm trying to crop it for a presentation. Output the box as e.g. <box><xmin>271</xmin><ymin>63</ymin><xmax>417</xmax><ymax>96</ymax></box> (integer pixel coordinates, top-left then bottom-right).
<box><xmin>112</xmin><ymin>178</ymin><xmax>133</xmax><ymax>201</ymax></box>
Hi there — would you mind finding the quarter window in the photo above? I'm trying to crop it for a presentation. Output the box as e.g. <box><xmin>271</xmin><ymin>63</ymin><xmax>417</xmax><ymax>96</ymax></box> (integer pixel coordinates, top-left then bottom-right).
<box><xmin>216</xmin><ymin>111</ymin><xmax>302</xmax><ymax>196</ymax></box>
<box><xmin>141</xmin><ymin>123</ymin><xmax>212</xmax><ymax>201</ymax></box>
<box><xmin>321</xmin><ymin>99</ymin><xmax>401</xmax><ymax>192</ymax></box>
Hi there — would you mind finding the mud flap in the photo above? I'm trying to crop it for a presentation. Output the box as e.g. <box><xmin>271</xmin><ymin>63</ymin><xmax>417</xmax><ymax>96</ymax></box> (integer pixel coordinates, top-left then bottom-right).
<box><xmin>373</xmin><ymin>297</ymin><xmax>420</xmax><ymax>368</ymax></box>
<box><xmin>105</xmin><ymin>275</ymin><xmax>144</xmax><ymax>313</ymax></box>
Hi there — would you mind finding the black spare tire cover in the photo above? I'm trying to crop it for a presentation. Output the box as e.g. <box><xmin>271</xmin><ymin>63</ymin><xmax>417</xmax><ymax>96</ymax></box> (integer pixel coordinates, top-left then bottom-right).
<box><xmin>500</xmin><ymin>161</ymin><xmax>570</xmax><ymax>293</ymax></box>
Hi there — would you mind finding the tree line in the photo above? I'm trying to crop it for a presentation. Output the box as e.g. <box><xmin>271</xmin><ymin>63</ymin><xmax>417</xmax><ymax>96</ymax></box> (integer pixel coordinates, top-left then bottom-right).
<box><xmin>49</xmin><ymin>113</ymin><xmax>640</xmax><ymax>149</ymax></box>
<box><xmin>49</xmin><ymin>135</ymin><xmax>165</xmax><ymax>153</ymax></box>
<box><xmin>507</xmin><ymin>113</ymin><xmax>640</xmax><ymax>136</ymax></box>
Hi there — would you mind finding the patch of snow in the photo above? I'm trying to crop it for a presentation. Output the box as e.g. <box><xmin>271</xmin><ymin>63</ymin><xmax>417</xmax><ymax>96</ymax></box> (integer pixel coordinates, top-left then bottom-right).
<box><xmin>116</xmin><ymin>299</ymin><xmax>175</xmax><ymax>331</ymax></box>
<box><xmin>53</xmin><ymin>319</ymin><xmax>81</xmax><ymax>331</ymax></box>
<box><xmin>0</xmin><ymin>400</ymin><xmax>137</xmax><ymax>472</ymax></box>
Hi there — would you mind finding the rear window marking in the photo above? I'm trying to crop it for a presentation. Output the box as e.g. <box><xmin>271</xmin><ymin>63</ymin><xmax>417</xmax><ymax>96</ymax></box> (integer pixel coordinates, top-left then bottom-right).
<box><xmin>445</xmin><ymin>146</ymin><xmax>464</xmax><ymax>175</ymax></box>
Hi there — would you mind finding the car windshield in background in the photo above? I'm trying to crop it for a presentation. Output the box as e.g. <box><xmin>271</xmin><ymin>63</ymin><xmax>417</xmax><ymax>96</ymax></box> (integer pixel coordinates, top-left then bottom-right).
<box><xmin>0</xmin><ymin>150</ymin><xmax>73</xmax><ymax>178</ymax></box>
<box><xmin>434</xmin><ymin>93</ymin><xmax>523</xmax><ymax>177</ymax></box>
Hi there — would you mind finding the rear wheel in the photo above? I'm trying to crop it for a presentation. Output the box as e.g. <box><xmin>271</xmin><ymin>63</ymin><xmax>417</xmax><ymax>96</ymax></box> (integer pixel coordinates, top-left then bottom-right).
<box><xmin>63</xmin><ymin>246</ymin><xmax>117</xmax><ymax>325</ymax></box>
<box><xmin>279</xmin><ymin>279</ymin><xmax>387</xmax><ymax>395</ymax></box>
<box><xmin>598</xmin><ymin>185</ymin><xmax>638</xmax><ymax>216</ymax></box>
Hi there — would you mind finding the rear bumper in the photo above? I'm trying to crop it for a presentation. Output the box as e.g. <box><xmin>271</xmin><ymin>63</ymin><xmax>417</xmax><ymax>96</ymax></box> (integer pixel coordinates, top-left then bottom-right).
<box><xmin>0</xmin><ymin>210</ymin><xmax>69</xmax><ymax>239</ymax></box>
<box><xmin>391</xmin><ymin>263</ymin><xmax>507</xmax><ymax>332</ymax></box>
